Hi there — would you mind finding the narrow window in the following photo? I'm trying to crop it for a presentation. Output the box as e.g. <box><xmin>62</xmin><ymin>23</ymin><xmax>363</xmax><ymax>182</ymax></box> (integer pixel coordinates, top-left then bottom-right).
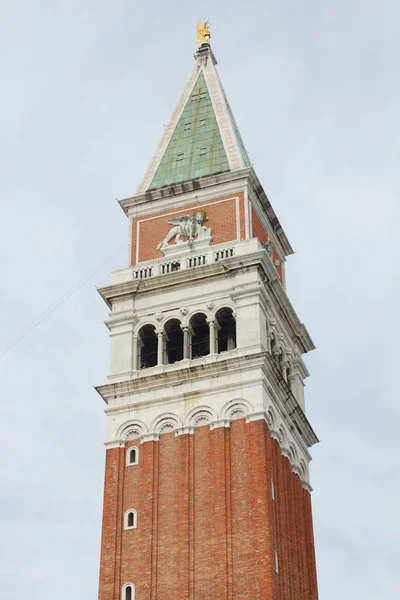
<box><xmin>199</xmin><ymin>91</ymin><xmax>207</xmax><ymax>100</ymax></box>
<box><xmin>124</xmin><ymin>510</ymin><xmax>137</xmax><ymax>530</ymax></box>
<box><xmin>184</xmin><ymin>122</ymin><xmax>191</xmax><ymax>131</ymax></box>
<box><xmin>122</xmin><ymin>584</ymin><xmax>134</xmax><ymax>600</ymax></box>
<box><xmin>199</xmin><ymin>147</ymin><xmax>207</xmax><ymax>155</ymax></box>
<box><xmin>176</xmin><ymin>152</ymin><xmax>185</xmax><ymax>162</ymax></box>
<box><xmin>275</xmin><ymin>550</ymin><xmax>279</xmax><ymax>574</ymax></box>
<box><xmin>200</xmin><ymin>118</ymin><xmax>207</xmax><ymax>126</ymax></box>
<box><xmin>271</xmin><ymin>478</ymin><xmax>275</xmax><ymax>501</ymax></box>
<box><xmin>128</xmin><ymin>447</ymin><xmax>138</xmax><ymax>465</ymax></box>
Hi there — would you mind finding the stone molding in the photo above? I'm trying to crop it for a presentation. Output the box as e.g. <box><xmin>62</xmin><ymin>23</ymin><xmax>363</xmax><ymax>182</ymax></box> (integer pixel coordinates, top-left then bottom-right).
<box><xmin>100</xmin><ymin>350</ymin><xmax>318</xmax><ymax>452</ymax></box>
<box><xmin>111</xmin><ymin>402</ymin><xmax>312</xmax><ymax>490</ymax></box>
<box><xmin>98</xmin><ymin>244</ymin><xmax>315</xmax><ymax>355</ymax></box>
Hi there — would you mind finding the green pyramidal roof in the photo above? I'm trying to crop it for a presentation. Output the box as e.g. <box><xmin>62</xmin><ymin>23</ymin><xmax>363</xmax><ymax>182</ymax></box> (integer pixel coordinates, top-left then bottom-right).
<box><xmin>149</xmin><ymin>72</ymin><xmax>230</xmax><ymax>190</ymax></box>
<box><xmin>137</xmin><ymin>47</ymin><xmax>252</xmax><ymax>194</ymax></box>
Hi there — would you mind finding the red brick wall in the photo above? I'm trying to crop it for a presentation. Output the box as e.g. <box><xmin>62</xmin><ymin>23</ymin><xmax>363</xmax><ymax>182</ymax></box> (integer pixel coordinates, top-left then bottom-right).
<box><xmin>98</xmin><ymin>421</ymin><xmax>318</xmax><ymax>600</ymax></box>
<box><xmin>252</xmin><ymin>207</ymin><xmax>269</xmax><ymax>246</ymax></box>
<box><xmin>251</xmin><ymin>208</ymin><xmax>283</xmax><ymax>283</ymax></box>
<box><xmin>131</xmin><ymin>192</ymin><xmax>245</xmax><ymax>265</ymax></box>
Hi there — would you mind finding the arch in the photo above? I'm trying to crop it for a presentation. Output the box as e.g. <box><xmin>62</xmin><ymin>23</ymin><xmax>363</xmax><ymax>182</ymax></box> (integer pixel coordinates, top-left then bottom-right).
<box><xmin>299</xmin><ymin>459</ymin><xmax>308</xmax><ymax>481</ymax></box>
<box><xmin>286</xmin><ymin>360</ymin><xmax>295</xmax><ymax>391</ymax></box>
<box><xmin>270</xmin><ymin>332</ymin><xmax>281</xmax><ymax>364</ymax></box>
<box><xmin>126</xmin><ymin>446</ymin><xmax>139</xmax><ymax>466</ymax></box>
<box><xmin>122</xmin><ymin>583</ymin><xmax>135</xmax><ymax>600</ymax></box>
<box><xmin>220</xmin><ymin>398</ymin><xmax>254</xmax><ymax>421</ymax></box>
<box><xmin>288</xmin><ymin>443</ymin><xmax>298</xmax><ymax>464</ymax></box>
<box><xmin>190</xmin><ymin>313</ymin><xmax>210</xmax><ymax>358</ymax></box>
<box><xmin>278</xmin><ymin>425</ymin><xmax>287</xmax><ymax>447</ymax></box>
<box><xmin>184</xmin><ymin>405</ymin><xmax>217</xmax><ymax>428</ymax></box>
<box><xmin>265</xmin><ymin>313</ymin><xmax>271</xmax><ymax>351</ymax></box>
<box><xmin>164</xmin><ymin>318</ymin><xmax>184</xmax><ymax>364</ymax></box>
<box><xmin>266</xmin><ymin>406</ymin><xmax>276</xmax><ymax>429</ymax></box>
<box><xmin>150</xmin><ymin>412</ymin><xmax>182</xmax><ymax>435</ymax></box>
<box><xmin>124</xmin><ymin>509</ymin><xmax>137</xmax><ymax>530</ymax></box>
<box><xmin>116</xmin><ymin>419</ymin><xmax>148</xmax><ymax>442</ymax></box>
<box><xmin>138</xmin><ymin>324</ymin><xmax>158</xmax><ymax>369</ymax></box>
<box><xmin>215</xmin><ymin>307</ymin><xmax>236</xmax><ymax>353</ymax></box>
<box><xmin>286</xmin><ymin>359</ymin><xmax>292</xmax><ymax>377</ymax></box>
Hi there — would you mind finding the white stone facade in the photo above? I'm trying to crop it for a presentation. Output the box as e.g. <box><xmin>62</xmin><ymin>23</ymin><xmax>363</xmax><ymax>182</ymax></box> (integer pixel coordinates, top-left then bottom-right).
<box><xmin>97</xmin><ymin>233</ymin><xmax>317</xmax><ymax>489</ymax></box>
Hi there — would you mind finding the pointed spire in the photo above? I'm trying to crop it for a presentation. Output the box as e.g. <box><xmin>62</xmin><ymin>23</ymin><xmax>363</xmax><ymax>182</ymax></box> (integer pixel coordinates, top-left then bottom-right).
<box><xmin>136</xmin><ymin>43</ymin><xmax>251</xmax><ymax>194</ymax></box>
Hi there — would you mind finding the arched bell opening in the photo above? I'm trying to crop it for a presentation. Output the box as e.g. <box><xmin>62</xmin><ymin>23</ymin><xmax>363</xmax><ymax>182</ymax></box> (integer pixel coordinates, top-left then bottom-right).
<box><xmin>190</xmin><ymin>313</ymin><xmax>209</xmax><ymax>358</ymax></box>
<box><xmin>215</xmin><ymin>307</ymin><xmax>236</xmax><ymax>353</ymax></box>
<box><xmin>270</xmin><ymin>333</ymin><xmax>280</xmax><ymax>365</ymax></box>
<box><xmin>138</xmin><ymin>324</ymin><xmax>157</xmax><ymax>369</ymax></box>
<box><xmin>164</xmin><ymin>318</ymin><xmax>184</xmax><ymax>364</ymax></box>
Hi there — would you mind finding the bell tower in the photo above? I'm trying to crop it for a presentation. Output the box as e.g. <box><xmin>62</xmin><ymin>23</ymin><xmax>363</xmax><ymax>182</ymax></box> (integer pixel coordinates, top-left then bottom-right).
<box><xmin>96</xmin><ymin>37</ymin><xmax>319</xmax><ymax>600</ymax></box>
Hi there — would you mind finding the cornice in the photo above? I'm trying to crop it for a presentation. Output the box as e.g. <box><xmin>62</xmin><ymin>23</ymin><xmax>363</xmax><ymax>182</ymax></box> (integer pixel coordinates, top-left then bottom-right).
<box><xmin>119</xmin><ymin>169</ymin><xmax>252</xmax><ymax>215</ymax></box>
<box><xmin>248</xmin><ymin>169</ymin><xmax>293</xmax><ymax>257</ymax></box>
<box><xmin>96</xmin><ymin>350</ymin><xmax>318</xmax><ymax>450</ymax></box>
<box><xmin>97</xmin><ymin>249</ymin><xmax>315</xmax><ymax>353</ymax></box>
<box><xmin>97</xmin><ymin>280</ymin><xmax>140</xmax><ymax>309</ymax></box>
<box><xmin>118</xmin><ymin>168</ymin><xmax>293</xmax><ymax>263</ymax></box>
<box><xmin>96</xmin><ymin>351</ymin><xmax>267</xmax><ymax>402</ymax></box>
<box><xmin>261</xmin><ymin>353</ymin><xmax>319</xmax><ymax>449</ymax></box>
<box><xmin>107</xmin><ymin>407</ymin><xmax>314</xmax><ymax>490</ymax></box>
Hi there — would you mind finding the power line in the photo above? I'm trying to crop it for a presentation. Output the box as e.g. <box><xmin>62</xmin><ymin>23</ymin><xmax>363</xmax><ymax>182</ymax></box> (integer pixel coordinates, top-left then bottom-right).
<box><xmin>0</xmin><ymin>241</ymin><xmax>127</xmax><ymax>360</ymax></box>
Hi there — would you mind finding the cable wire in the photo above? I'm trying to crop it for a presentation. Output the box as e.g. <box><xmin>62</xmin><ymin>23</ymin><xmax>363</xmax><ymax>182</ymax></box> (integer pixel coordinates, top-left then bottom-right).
<box><xmin>0</xmin><ymin>241</ymin><xmax>127</xmax><ymax>360</ymax></box>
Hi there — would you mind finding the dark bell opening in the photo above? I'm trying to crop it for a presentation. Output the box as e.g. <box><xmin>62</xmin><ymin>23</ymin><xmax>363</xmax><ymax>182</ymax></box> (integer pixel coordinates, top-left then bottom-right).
<box><xmin>191</xmin><ymin>313</ymin><xmax>210</xmax><ymax>358</ymax></box>
<box><xmin>216</xmin><ymin>308</ymin><xmax>236</xmax><ymax>353</ymax></box>
<box><xmin>165</xmin><ymin>319</ymin><xmax>184</xmax><ymax>364</ymax></box>
<box><xmin>139</xmin><ymin>325</ymin><xmax>157</xmax><ymax>369</ymax></box>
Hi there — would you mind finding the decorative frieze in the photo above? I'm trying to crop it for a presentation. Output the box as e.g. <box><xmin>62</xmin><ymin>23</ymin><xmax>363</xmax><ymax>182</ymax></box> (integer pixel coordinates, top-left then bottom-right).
<box><xmin>111</xmin><ymin>401</ymin><xmax>312</xmax><ymax>490</ymax></box>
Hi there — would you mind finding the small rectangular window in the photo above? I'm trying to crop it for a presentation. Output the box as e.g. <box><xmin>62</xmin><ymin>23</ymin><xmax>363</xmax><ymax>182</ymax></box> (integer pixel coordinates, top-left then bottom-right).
<box><xmin>275</xmin><ymin>550</ymin><xmax>279</xmax><ymax>574</ymax></box>
<box><xmin>184</xmin><ymin>122</ymin><xmax>191</xmax><ymax>131</ymax></box>
<box><xmin>176</xmin><ymin>153</ymin><xmax>185</xmax><ymax>162</ymax></box>
<box><xmin>199</xmin><ymin>91</ymin><xmax>207</xmax><ymax>100</ymax></box>
<box><xmin>199</xmin><ymin>147</ymin><xmax>207</xmax><ymax>155</ymax></box>
<box><xmin>200</xmin><ymin>119</ymin><xmax>207</xmax><ymax>126</ymax></box>
<box><xmin>271</xmin><ymin>478</ymin><xmax>275</xmax><ymax>501</ymax></box>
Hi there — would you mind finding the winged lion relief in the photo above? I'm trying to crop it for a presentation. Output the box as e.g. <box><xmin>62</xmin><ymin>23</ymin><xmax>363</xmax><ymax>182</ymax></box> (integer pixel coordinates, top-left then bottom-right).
<box><xmin>157</xmin><ymin>211</ymin><xmax>212</xmax><ymax>250</ymax></box>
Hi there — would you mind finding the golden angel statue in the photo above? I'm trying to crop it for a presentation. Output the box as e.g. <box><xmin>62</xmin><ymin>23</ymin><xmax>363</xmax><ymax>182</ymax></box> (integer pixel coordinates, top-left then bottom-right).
<box><xmin>196</xmin><ymin>19</ymin><xmax>211</xmax><ymax>47</ymax></box>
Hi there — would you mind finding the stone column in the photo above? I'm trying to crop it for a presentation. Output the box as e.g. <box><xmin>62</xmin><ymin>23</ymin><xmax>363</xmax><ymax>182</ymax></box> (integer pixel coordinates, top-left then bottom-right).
<box><xmin>132</xmin><ymin>335</ymin><xmax>138</xmax><ymax>371</ymax></box>
<box><xmin>156</xmin><ymin>331</ymin><xmax>164</xmax><ymax>366</ymax></box>
<box><xmin>181</xmin><ymin>326</ymin><xmax>190</xmax><ymax>359</ymax></box>
<box><xmin>207</xmin><ymin>319</ymin><xmax>216</xmax><ymax>354</ymax></box>
<box><xmin>281</xmin><ymin>362</ymin><xmax>288</xmax><ymax>382</ymax></box>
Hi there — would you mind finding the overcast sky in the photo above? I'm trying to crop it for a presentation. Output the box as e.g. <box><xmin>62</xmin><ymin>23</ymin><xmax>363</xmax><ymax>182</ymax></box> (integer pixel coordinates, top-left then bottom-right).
<box><xmin>0</xmin><ymin>1</ymin><xmax>399</xmax><ymax>599</ymax></box>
